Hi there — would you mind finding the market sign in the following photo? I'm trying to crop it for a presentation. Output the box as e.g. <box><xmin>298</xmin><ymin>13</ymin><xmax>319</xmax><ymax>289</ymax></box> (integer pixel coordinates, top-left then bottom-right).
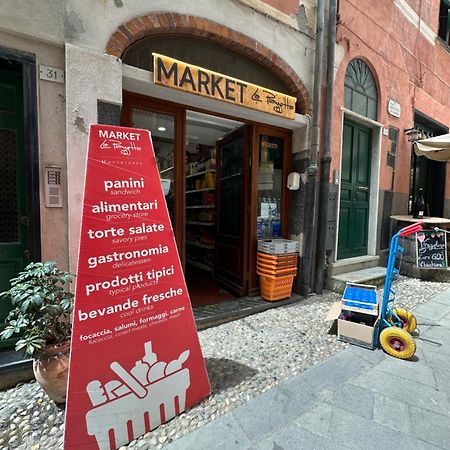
<box><xmin>64</xmin><ymin>124</ymin><xmax>210</xmax><ymax>449</ymax></box>
<box><xmin>153</xmin><ymin>53</ymin><xmax>297</xmax><ymax>120</ymax></box>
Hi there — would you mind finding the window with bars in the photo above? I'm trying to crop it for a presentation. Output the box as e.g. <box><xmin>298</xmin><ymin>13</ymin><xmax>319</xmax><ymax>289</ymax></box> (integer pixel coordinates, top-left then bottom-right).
<box><xmin>438</xmin><ymin>0</ymin><xmax>450</xmax><ymax>46</ymax></box>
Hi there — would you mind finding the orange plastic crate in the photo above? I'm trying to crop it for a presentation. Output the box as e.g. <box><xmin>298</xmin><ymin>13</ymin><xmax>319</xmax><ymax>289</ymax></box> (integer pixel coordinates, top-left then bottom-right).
<box><xmin>259</xmin><ymin>274</ymin><xmax>295</xmax><ymax>301</ymax></box>
<box><xmin>256</xmin><ymin>253</ymin><xmax>297</xmax><ymax>267</ymax></box>
<box><xmin>256</xmin><ymin>264</ymin><xmax>297</xmax><ymax>277</ymax></box>
<box><xmin>257</xmin><ymin>252</ymin><xmax>298</xmax><ymax>263</ymax></box>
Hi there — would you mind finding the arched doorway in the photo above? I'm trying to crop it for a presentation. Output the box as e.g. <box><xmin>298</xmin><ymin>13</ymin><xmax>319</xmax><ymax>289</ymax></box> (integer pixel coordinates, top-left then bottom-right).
<box><xmin>338</xmin><ymin>59</ymin><xmax>378</xmax><ymax>259</ymax></box>
<box><xmin>119</xmin><ymin>32</ymin><xmax>300</xmax><ymax>304</ymax></box>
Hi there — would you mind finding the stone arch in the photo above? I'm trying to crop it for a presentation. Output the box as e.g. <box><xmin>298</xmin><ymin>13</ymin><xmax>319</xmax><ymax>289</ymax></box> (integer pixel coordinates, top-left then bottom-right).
<box><xmin>106</xmin><ymin>12</ymin><xmax>311</xmax><ymax>114</ymax></box>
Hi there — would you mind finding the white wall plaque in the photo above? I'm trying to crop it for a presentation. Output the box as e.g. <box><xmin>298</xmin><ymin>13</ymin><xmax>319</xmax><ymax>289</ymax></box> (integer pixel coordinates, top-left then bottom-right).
<box><xmin>39</xmin><ymin>65</ymin><xmax>65</xmax><ymax>84</ymax></box>
<box><xmin>387</xmin><ymin>99</ymin><xmax>401</xmax><ymax>118</ymax></box>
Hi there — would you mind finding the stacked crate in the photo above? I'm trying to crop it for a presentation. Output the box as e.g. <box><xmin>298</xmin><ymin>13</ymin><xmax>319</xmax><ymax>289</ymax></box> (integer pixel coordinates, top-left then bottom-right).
<box><xmin>257</xmin><ymin>240</ymin><xmax>299</xmax><ymax>301</ymax></box>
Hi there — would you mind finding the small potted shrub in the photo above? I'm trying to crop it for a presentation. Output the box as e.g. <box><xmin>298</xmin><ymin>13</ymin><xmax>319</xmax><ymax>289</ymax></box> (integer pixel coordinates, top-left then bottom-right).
<box><xmin>0</xmin><ymin>261</ymin><xmax>74</xmax><ymax>403</ymax></box>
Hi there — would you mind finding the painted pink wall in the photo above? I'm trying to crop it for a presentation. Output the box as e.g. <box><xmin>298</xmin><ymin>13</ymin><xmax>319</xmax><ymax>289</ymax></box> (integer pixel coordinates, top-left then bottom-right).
<box><xmin>330</xmin><ymin>0</ymin><xmax>450</xmax><ymax>197</ymax></box>
<box><xmin>262</xmin><ymin>0</ymin><xmax>299</xmax><ymax>15</ymax></box>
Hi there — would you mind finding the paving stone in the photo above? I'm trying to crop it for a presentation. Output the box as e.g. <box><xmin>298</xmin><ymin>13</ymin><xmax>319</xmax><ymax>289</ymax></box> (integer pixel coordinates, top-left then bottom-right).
<box><xmin>328</xmin><ymin>405</ymin><xmax>440</xmax><ymax>450</ymax></box>
<box><xmin>373</xmin><ymin>356</ymin><xmax>437</xmax><ymax>388</ymax></box>
<box><xmin>413</xmin><ymin>301</ymin><xmax>450</xmax><ymax>322</ymax></box>
<box><xmin>231</xmin><ymin>384</ymin><xmax>315</xmax><ymax>442</ymax></box>
<box><xmin>373</xmin><ymin>393</ymin><xmax>411</xmax><ymax>434</ymax></box>
<box><xmin>165</xmin><ymin>414</ymin><xmax>251</xmax><ymax>450</ymax></box>
<box><xmin>294</xmin><ymin>400</ymin><xmax>333</xmax><ymax>438</ymax></box>
<box><xmin>325</xmin><ymin>383</ymin><xmax>374</xmax><ymax>419</ymax></box>
<box><xmin>282</xmin><ymin>349</ymin><xmax>374</xmax><ymax>397</ymax></box>
<box><xmin>350</xmin><ymin>368</ymin><xmax>450</xmax><ymax>417</ymax></box>
<box><xmin>253</xmin><ymin>421</ymin><xmax>351</xmax><ymax>450</ymax></box>
<box><xmin>410</xmin><ymin>406</ymin><xmax>450</xmax><ymax>449</ymax></box>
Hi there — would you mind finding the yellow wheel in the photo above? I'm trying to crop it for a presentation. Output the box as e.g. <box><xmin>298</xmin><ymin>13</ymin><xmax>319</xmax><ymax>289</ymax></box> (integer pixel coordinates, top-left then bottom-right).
<box><xmin>379</xmin><ymin>327</ymin><xmax>416</xmax><ymax>359</ymax></box>
<box><xmin>392</xmin><ymin>308</ymin><xmax>417</xmax><ymax>333</ymax></box>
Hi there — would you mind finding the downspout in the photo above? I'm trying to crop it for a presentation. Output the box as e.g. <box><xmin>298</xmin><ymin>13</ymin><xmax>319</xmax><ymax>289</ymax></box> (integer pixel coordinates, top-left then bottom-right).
<box><xmin>300</xmin><ymin>0</ymin><xmax>324</xmax><ymax>296</ymax></box>
<box><xmin>315</xmin><ymin>0</ymin><xmax>337</xmax><ymax>294</ymax></box>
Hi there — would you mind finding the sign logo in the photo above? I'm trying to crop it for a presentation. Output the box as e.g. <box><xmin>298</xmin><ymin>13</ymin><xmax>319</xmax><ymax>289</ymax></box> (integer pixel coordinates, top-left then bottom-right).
<box><xmin>64</xmin><ymin>124</ymin><xmax>210</xmax><ymax>449</ymax></box>
<box><xmin>153</xmin><ymin>53</ymin><xmax>297</xmax><ymax>120</ymax></box>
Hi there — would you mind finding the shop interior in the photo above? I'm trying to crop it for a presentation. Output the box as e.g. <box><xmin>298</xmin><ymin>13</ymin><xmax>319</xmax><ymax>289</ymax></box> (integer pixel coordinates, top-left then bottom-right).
<box><xmin>132</xmin><ymin>109</ymin><xmax>241</xmax><ymax>305</ymax></box>
<box><xmin>131</xmin><ymin>108</ymin><xmax>286</xmax><ymax>306</ymax></box>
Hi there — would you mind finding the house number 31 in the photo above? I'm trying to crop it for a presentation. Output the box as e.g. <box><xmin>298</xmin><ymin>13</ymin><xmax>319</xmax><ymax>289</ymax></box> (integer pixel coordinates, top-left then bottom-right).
<box><xmin>39</xmin><ymin>65</ymin><xmax>65</xmax><ymax>84</ymax></box>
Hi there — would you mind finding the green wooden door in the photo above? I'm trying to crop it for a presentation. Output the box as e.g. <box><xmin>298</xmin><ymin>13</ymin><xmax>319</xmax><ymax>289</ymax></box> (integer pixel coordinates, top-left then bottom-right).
<box><xmin>0</xmin><ymin>69</ymin><xmax>29</xmax><ymax>349</ymax></box>
<box><xmin>338</xmin><ymin>120</ymin><xmax>371</xmax><ymax>259</ymax></box>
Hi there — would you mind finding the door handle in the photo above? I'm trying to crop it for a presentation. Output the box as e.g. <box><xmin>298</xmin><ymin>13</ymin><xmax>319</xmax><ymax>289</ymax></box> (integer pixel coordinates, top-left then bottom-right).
<box><xmin>357</xmin><ymin>186</ymin><xmax>369</xmax><ymax>191</ymax></box>
<box><xmin>21</xmin><ymin>216</ymin><xmax>29</xmax><ymax>225</ymax></box>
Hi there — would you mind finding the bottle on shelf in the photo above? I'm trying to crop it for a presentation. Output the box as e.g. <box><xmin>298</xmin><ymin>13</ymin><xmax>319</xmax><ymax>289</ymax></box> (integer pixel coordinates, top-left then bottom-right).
<box><xmin>413</xmin><ymin>188</ymin><xmax>425</xmax><ymax>219</ymax></box>
<box><xmin>257</xmin><ymin>216</ymin><xmax>262</xmax><ymax>238</ymax></box>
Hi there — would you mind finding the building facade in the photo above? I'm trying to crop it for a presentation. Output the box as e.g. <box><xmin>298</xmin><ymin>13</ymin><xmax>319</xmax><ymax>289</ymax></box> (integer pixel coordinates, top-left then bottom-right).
<box><xmin>0</xmin><ymin>0</ymin><xmax>318</xmax><ymax>345</ymax></box>
<box><xmin>327</xmin><ymin>0</ymin><xmax>450</xmax><ymax>279</ymax></box>
<box><xmin>2</xmin><ymin>0</ymin><xmax>450</xmax><ymax>345</ymax></box>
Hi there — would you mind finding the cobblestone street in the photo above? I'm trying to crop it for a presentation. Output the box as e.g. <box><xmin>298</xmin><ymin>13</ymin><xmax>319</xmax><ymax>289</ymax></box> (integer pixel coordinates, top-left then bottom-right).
<box><xmin>1</xmin><ymin>277</ymin><xmax>448</xmax><ymax>450</ymax></box>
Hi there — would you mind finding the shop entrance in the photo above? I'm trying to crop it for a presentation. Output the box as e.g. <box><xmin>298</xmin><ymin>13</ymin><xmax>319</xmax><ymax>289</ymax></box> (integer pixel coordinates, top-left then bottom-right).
<box><xmin>122</xmin><ymin>93</ymin><xmax>291</xmax><ymax>306</ymax></box>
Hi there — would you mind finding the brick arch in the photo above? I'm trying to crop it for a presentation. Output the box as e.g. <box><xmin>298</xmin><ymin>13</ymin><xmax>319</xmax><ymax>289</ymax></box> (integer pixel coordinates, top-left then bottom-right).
<box><xmin>106</xmin><ymin>12</ymin><xmax>311</xmax><ymax>114</ymax></box>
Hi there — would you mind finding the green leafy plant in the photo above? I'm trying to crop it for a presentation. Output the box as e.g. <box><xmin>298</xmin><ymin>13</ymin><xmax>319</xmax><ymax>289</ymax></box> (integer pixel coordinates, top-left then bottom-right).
<box><xmin>0</xmin><ymin>261</ymin><xmax>74</xmax><ymax>357</ymax></box>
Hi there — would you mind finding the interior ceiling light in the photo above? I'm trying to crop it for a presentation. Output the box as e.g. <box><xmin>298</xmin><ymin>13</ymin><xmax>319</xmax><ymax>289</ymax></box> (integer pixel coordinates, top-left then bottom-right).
<box><xmin>158</xmin><ymin>126</ymin><xmax>167</xmax><ymax>131</ymax></box>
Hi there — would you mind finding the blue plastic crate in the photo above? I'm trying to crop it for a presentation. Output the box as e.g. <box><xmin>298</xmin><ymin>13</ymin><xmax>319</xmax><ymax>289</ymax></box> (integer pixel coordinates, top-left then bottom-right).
<box><xmin>342</xmin><ymin>284</ymin><xmax>378</xmax><ymax>315</ymax></box>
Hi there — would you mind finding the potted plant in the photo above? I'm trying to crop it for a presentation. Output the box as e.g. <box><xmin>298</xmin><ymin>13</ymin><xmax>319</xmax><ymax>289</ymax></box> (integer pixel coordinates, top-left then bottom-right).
<box><xmin>0</xmin><ymin>261</ymin><xmax>74</xmax><ymax>403</ymax></box>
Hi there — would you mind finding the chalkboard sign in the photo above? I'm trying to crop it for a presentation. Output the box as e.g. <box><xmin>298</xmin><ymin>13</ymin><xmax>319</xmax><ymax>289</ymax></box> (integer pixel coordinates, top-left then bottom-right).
<box><xmin>416</xmin><ymin>230</ymin><xmax>448</xmax><ymax>269</ymax></box>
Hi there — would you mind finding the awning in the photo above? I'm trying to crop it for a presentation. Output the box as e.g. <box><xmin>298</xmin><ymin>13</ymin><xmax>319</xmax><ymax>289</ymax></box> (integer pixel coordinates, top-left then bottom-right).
<box><xmin>413</xmin><ymin>133</ymin><xmax>450</xmax><ymax>161</ymax></box>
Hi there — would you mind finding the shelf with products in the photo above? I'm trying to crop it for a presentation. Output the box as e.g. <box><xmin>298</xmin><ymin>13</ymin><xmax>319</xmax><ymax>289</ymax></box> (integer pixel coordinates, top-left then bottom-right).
<box><xmin>159</xmin><ymin>166</ymin><xmax>174</xmax><ymax>174</ymax></box>
<box><xmin>186</xmin><ymin>241</ymin><xmax>215</xmax><ymax>250</ymax></box>
<box><xmin>221</xmin><ymin>172</ymin><xmax>242</xmax><ymax>181</ymax></box>
<box><xmin>186</xmin><ymin>259</ymin><xmax>214</xmax><ymax>273</ymax></box>
<box><xmin>185</xmin><ymin>169</ymin><xmax>216</xmax><ymax>179</ymax></box>
<box><xmin>186</xmin><ymin>188</ymin><xmax>215</xmax><ymax>194</ymax></box>
<box><xmin>186</xmin><ymin>221</ymin><xmax>215</xmax><ymax>226</ymax></box>
<box><xmin>185</xmin><ymin>145</ymin><xmax>217</xmax><ymax>277</ymax></box>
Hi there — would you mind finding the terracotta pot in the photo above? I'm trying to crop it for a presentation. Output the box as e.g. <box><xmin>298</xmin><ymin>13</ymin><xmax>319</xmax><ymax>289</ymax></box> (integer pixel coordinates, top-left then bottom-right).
<box><xmin>33</xmin><ymin>341</ymin><xmax>70</xmax><ymax>404</ymax></box>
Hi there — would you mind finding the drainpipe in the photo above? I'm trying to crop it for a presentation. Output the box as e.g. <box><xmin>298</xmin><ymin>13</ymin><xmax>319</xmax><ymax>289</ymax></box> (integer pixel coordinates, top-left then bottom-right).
<box><xmin>300</xmin><ymin>0</ymin><xmax>324</xmax><ymax>296</ymax></box>
<box><xmin>314</xmin><ymin>0</ymin><xmax>337</xmax><ymax>294</ymax></box>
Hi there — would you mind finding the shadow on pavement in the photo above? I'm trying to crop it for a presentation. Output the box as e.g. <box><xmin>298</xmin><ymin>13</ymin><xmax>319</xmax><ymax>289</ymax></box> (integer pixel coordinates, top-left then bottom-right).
<box><xmin>204</xmin><ymin>358</ymin><xmax>257</xmax><ymax>392</ymax></box>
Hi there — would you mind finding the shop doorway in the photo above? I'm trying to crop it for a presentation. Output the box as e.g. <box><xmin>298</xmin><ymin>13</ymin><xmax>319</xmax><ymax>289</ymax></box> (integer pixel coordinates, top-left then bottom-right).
<box><xmin>122</xmin><ymin>93</ymin><xmax>292</xmax><ymax>306</ymax></box>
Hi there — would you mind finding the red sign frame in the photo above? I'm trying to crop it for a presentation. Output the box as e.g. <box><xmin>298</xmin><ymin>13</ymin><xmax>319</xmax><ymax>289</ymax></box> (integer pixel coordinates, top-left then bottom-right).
<box><xmin>64</xmin><ymin>125</ymin><xmax>210</xmax><ymax>449</ymax></box>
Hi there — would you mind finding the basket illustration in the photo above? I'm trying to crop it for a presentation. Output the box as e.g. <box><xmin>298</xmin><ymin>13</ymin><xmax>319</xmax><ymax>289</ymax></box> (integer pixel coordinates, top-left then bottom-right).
<box><xmin>85</xmin><ymin>341</ymin><xmax>190</xmax><ymax>450</ymax></box>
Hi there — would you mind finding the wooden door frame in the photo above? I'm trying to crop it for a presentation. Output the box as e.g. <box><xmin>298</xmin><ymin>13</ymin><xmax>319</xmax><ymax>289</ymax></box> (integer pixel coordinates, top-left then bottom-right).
<box><xmin>0</xmin><ymin>46</ymin><xmax>40</xmax><ymax>263</ymax></box>
<box><xmin>215</xmin><ymin>125</ymin><xmax>251</xmax><ymax>295</ymax></box>
<box><xmin>121</xmin><ymin>91</ymin><xmax>186</xmax><ymax>263</ymax></box>
<box><xmin>121</xmin><ymin>91</ymin><xmax>293</xmax><ymax>298</ymax></box>
<box><xmin>248</xmin><ymin>125</ymin><xmax>292</xmax><ymax>296</ymax></box>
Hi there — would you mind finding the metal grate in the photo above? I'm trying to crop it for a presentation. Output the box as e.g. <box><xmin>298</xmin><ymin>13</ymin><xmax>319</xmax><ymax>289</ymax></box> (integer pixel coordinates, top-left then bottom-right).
<box><xmin>0</xmin><ymin>129</ymin><xmax>19</xmax><ymax>243</ymax></box>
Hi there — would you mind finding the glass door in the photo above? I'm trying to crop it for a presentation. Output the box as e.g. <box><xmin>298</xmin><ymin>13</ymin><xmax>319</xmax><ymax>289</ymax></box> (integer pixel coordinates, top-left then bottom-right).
<box><xmin>215</xmin><ymin>126</ymin><xmax>251</xmax><ymax>295</ymax></box>
<box><xmin>121</xmin><ymin>93</ymin><xmax>185</xmax><ymax>261</ymax></box>
<box><xmin>248</xmin><ymin>125</ymin><xmax>292</xmax><ymax>295</ymax></box>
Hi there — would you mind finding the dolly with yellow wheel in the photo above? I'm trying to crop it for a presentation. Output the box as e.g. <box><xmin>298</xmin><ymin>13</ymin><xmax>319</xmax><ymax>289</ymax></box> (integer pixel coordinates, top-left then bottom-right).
<box><xmin>372</xmin><ymin>221</ymin><xmax>423</xmax><ymax>360</ymax></box>
<box><xmin>379</xmin><ymin>327</ymin><xmax>416</xmax><ymax>359</ymax></box>
<box><xmin>392</xmin><ymin>308</ymin><xmax>417</xmax><ymax>333</ymax></box>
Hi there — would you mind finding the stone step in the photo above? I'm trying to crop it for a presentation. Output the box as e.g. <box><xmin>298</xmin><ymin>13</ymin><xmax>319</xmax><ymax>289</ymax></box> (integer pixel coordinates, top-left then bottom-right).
<box><xmin>0</xmin><ymin>350</ymin><xmax>33</xmax><ymax>390</ymax></box>
<box><xmin>329</xmin><ymin>255</ymin><xmax>380</xmax><ymax>276</ymax></box>
<box><xmin>328</xmin><ymin>266</ymin><xmax>387</xmax><ymax>294</ymax></box>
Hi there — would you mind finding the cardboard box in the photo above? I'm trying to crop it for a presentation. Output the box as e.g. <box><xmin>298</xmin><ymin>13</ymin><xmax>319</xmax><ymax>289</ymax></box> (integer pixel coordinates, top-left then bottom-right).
<box><xmin>325</xmin><ymin>301</ymin><xmax>379</xmax><ymax>349</ymax></box>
